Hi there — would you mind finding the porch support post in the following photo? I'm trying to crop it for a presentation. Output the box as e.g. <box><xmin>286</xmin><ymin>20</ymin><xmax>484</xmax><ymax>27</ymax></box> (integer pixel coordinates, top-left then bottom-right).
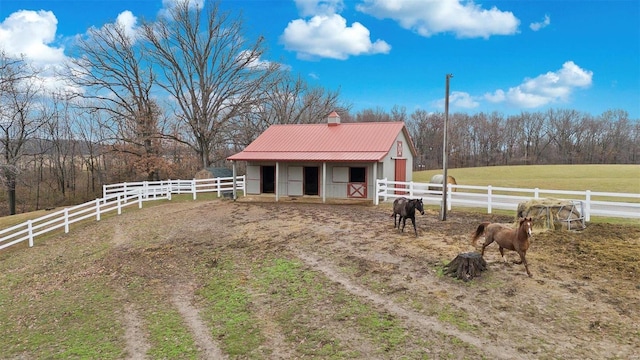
<box><xmin>322</xmin><ymin>162</ymin><xmax>327</xmax><ymax>203</ymax></box>
<box><xmin>372</xmin><ymin>161</ymin><xmax>378</xmax><ymax>201</ymax></box>
<box><xmin>231</xmin><ymin>160</ymin><xmax>237</xmax><ymax>200</ymax></box>
<box><xmin>275</xmin><ymin>162</ymin><xmax>280</xmax><ymax>202</ymax></box>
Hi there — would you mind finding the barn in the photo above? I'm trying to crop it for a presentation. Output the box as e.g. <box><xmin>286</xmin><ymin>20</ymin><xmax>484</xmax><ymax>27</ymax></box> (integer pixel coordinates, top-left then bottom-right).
<box><xmin>227</xmin><ymin>112</ymin><xmax>418</xmax><ymax>203</ymax></box>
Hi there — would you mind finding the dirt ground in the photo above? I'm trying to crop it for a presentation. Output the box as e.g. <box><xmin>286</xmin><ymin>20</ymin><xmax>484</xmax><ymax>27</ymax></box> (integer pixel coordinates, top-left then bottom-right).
<box><xmin>25</xmin><ymin>197</ymin><xmax>640</xmax><ymax>359</ymax></box>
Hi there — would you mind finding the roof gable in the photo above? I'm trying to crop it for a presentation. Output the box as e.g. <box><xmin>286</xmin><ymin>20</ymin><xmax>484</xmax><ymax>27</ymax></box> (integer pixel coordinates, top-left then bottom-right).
<box><xmin>228</xmin><ymin>122</ymin><xmax>417</xmax><ymax>162</ymax></box>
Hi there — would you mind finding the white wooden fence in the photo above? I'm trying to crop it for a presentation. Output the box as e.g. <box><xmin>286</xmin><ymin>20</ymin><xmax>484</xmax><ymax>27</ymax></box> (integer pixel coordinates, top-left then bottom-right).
<box><xmin>0</xmin><ymin>176</ymin><xmax>245</xmax><ymax>251</ymax></box>
<box><xmin>375</xmin><ymin>178</ymin><xmax>640</xmax><ymax>221</ymax></box>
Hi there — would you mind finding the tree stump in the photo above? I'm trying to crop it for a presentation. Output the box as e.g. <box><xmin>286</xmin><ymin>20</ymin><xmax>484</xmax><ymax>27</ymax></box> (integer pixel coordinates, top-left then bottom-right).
<box><xmin>444</xmin><ymin>252</ymin><xmax>487</xmax><ymax>281</ymax></box>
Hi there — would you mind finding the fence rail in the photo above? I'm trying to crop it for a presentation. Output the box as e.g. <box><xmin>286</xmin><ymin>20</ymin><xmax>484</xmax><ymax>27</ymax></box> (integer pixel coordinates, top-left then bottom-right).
<box><xmin>375</xmin><ymin>178</ymin><xmax>640</xmax><ymax>221</ymax></box>
<box><xmin>2</xmin><ymin>175</ymin><xmax>636</xmax><ymax>252</ymax></box>
<box><xmin>1</xmin><ymin>176</ymin><xmax>245</xmax><ymax>251</ymax></box>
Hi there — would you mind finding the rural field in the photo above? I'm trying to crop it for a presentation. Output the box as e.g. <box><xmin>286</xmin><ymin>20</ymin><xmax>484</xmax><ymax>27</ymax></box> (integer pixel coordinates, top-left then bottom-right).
<box><xmin>1</xmin><ymin>193</ymin><xmax>639</xmax><ymax>359</ymax></box>
<box><xmin>1</xmin><ymin>164</ymin><xmax>639</xmax><ymax>359</ymax></box>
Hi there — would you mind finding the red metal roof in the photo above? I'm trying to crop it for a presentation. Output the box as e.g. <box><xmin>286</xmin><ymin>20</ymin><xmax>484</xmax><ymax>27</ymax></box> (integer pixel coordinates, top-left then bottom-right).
<box><xmin>227</xmin><ymin>122</ymin><xmax>417</xmax><ymax>162</ymax></box>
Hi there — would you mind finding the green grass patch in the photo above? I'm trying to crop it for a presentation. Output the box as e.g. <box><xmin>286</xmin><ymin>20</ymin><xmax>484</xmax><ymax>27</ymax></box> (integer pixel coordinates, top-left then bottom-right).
<box><xmin>436</xmin><ymin>305</ymin><xmax>478</xmax><ymax>332</ymax></box>
<box><xmin>415</xmin><ymin>164</ymin><xmax>640</xmax><ymax>194</ymax></box>
<box><xmin>198</xmin><ymin>257</ymin><xmax>264</xmax><ymax>357</ymax></box>
<box><xmin>146</xmin><ymin>309</ymin><xmax>199</xmax><ymax>359</ymax></box>
<box><xmin>0</xmin><ymin>279</ymin><xmax>125</xmax><ymax>359</ymax></box>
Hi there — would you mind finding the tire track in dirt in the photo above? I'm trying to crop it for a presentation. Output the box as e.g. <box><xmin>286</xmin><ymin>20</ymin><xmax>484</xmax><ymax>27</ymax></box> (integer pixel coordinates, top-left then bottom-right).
<box><xmin>112</xmin><ymin>223</ymin><xmax>152</xmax><ymax>359</ymax></box>
<box><xmin>292</xmin><ymin>250</ymin><xmax>524</xmax><ymax>360</ymax></box>
<box><xmin>245</xmin><ymin>289</ymin><xmax>296</xmax><ymax>360</ymax></box>
<box><xmin>122</xmin><ymin>303</ymin><xmax>151</xmax><ymax>360</ymax></box>
<box><xmin>171</xmin><ymin>283</ymin><xmax>227</xmax><ymax>360</ymax></box>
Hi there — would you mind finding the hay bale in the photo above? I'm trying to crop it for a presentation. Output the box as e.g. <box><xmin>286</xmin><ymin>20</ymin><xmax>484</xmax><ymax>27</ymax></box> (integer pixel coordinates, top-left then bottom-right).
<box><xmin>428</xmin><ymin>174</ymin><xmax>457</xmax><ymax>192</ymax></box>
<box><xmin>517</xmin><ymin>198</ymin><xmax>585</xmax><ymax>230</ymax></box>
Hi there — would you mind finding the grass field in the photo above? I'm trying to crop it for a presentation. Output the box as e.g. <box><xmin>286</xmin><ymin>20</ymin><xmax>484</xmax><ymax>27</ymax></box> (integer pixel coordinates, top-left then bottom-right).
<box><xmin>415</xmin><ymin>164</ymin><xmax>640</xmax><ymax>193</ymax></box>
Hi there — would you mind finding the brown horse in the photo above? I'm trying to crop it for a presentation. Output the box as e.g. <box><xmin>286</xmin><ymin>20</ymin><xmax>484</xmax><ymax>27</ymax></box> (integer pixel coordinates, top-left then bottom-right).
<box><xmin>471</xmin><ymin>217</ymin><xmax>534</xmax><ymax>277</ymax></box>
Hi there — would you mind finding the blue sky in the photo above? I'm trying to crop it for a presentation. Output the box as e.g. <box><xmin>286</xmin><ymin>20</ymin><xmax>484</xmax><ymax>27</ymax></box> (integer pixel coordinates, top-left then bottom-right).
<box><xmin>1</xmin><ymin>0</ymin><xmax>638</xmax><ymax>119</ymax></box>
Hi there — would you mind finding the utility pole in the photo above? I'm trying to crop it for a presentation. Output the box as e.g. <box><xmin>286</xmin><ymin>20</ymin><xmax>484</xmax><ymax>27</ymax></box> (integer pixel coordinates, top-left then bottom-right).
<box><xmin>441</xmin><ymin>73</ymin><xmax>453</xmax><ymax>221</ymax></box>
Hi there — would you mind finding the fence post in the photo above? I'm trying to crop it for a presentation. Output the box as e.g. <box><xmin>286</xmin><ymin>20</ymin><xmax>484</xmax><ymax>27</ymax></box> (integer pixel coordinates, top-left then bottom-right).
<box><xmin>64</xmin><ymin>208</ymin><xmax>70</xmax><ymax>233</ymax></box>
<box><xmin>375</xmin><ymin>179</ymin><xmax>380</xmax><ymax>205</ymax></box>
<box><xmin>96</xmin><ymin>199</ymin><xmax>101</xmax><ymax>221</ymax></box>
<box><xmin>216</xmin><ymin>177</ymin><xmax>221</xmax><ymax>197</ymax></box>
<box><xmin>138</xmin><ymin>193</ymin><xmax>143</xmax><ymax>209</ymax></box>
<box><xmin>487</xmin><ymin>185</ymin><xmax>493</xmax><ymax>214</ymax></box>
<box><xmin>382</xmin><ymin>178</ymin><xmax>388</xmax><ymax>202</ymax></box>
<box><xmin>117</xmin><ymin>195</ymin><xmax>122</xmax><ymax>215</ymax></box>
<box><xmin>192</xmin><ymin>179</ymin><xmax>197</xmax><ymax>200</ymax></box>
<box><xmin>585</xmin><ymin>190</ymin><xmax>591</xmax><ymax>222</ymax></box>
<box><xmin>28</xmin><ymin>220</ymin><xmax>34</xmax><ymax>247</ymax></box>
<box><xmin>447</xmin><ymin>183</ymin><xmax>452</xmax><ymax>210</ymax></box>
<box><xmin>534</xmin><ymin>188</ymin><xmax>540</xmax><ymax>199</ymax></box>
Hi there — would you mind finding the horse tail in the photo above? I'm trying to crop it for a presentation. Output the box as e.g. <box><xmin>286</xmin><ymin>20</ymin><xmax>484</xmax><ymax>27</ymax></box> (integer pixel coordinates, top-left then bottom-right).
<box><xmin>471</xmin><ymin>222</ymin><xmax>490</xmax><ymax>246</ymax></box>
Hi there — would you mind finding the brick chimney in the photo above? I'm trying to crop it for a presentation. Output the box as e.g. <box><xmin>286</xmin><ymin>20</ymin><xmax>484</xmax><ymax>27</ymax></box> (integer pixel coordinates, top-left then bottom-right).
<box><xmin>327</xmin><ymin>111</ymin><xmax>340</xmax><ymax>126</ymax></box>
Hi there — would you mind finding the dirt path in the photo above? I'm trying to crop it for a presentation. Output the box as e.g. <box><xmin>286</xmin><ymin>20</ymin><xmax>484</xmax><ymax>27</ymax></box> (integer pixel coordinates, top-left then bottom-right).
<box><xmin>122</xmin><ymin>303</ymin><xmax>150</xmax><ymax>360</ymax></box>
<box><xmin>171</xmin><ymin>283</ymin><xmax>227</xmax><ymax>360</ymax></box>
<box><xmin>293</xmin><ymin>250</ymin><xmax>522</xmax><ymax>360</ymax></box>
<box><xmin>111</xmin><ymin>218</ymin><xmax>227</xmax><ymax>360</ymax></box>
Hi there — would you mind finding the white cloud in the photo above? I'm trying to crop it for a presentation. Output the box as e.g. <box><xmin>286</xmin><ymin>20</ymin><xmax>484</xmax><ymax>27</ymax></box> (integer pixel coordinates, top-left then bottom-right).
<box><xmin>159</xmin><ymin>0</ymin><xmax>205</xmax><ymax>18</ymax></box>
<box><xmin>356</xmin><ymin>0</ymin><xmax>520</xmax><ymax>39</ymax></box>
<box><xmin>115</xmin><ymin>11</ymin><xmax>139</xmax><ymax>40</ymax></box>
<box><xmin>433</xmin><ymin>91</ymin><xmax>479</xmax><ymax>110</ymax></box>
<box><xmin>450</xmin><ymin>91</ymin><xmax>480</xmax><ymax>108</ymax></box>
<box><xmin>295</xmin><ymin>0</ymin><xmax>344</xmax><ymax>17</ymax></box>
<box><xmin>530</xmin><ymin>14</ymin><xmax>550</xmax><ymax>31</ymax></box>
<box><xmin>236</xmin><ymin>50</ymin><xmax>275</xmax><ymax>70</ymax></box>
<box><xmin>281</xmin><ymin>14</ymin><xmax>391</xmax><ymax>60</ymax></box>
<box><xmin>0</xmin><ymin>9</ymin><xmax>80</xmax><ymax>94</ymax></box>
<box><xmin>0</xmin><ymin>10</ymin><xmax>66</xmax><ymax>63</ymax></box>
<box><xmin>484</xmin><ymin>61</ymin><xmax>593</xmax><ymax>108</ymax></box>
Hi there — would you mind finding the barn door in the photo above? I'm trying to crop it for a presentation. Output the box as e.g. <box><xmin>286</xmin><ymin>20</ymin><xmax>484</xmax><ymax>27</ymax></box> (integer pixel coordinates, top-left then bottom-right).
<box><xmin>287</xmin><ymin>166</ymin><xmax>303</xmax><ymax>196</ymax></box>
<box><xmin>394</xmin><ymin>159</ymin><xmax>406</xmax><ymax>194</ymax></box>
<box><xmin>304</xmin><ymin>167</ymin><xmax>319</xmax><ymax>195</ymax></box>
<box><xmin>246</xmin><ymin>165</ymin><xmax>261</xmax><ymax>194</ymax></box>
<box><xmin>262</xmin><ymin>166</ymin><xmax>275</xmax><ymax>193</ymax></box>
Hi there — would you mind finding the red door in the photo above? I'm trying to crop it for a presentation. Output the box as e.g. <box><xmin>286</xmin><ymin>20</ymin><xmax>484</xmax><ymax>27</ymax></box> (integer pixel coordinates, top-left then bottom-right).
<box><xmin>394</xmin><ymin>159</ymin><xmax>406</xmax><ymax>194</ymax></box>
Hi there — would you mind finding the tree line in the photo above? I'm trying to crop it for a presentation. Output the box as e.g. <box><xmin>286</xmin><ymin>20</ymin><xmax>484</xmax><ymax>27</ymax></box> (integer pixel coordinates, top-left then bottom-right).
<box><xmin>1</xmin><ymin>2</ymin><xmax>637</xmax><ymax>216</ymax></box>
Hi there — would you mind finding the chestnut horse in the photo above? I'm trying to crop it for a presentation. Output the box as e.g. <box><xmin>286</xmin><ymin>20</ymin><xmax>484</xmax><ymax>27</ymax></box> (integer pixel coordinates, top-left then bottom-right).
<box><xmin>471</xmin><ymin>217</ymin><xmax>533</xmax><ymax>277</ymax></box>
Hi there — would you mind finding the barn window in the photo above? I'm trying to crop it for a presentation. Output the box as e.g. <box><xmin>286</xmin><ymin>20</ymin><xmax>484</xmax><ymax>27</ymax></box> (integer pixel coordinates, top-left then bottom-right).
<box><xmin>349</xmin><ymin>167</ymin><xmax>366</xmax><ymax>183</ymax></box>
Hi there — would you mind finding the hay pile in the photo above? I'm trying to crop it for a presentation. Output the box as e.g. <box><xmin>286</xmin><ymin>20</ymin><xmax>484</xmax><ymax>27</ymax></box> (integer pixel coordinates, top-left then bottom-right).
<box><xmin>517</xmin><ymin>198</ymin><xmax>586</xmax><ymax>231</ymax></box>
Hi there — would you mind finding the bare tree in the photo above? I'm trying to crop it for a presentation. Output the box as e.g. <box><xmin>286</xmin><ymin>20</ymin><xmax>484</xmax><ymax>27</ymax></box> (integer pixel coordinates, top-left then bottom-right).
<box><xmin>0</xmin><ymin>52</ymin><xmax>48</xmax><ymax>214</ymax></box>
<box><xmin>406</xmin><ymin>110</ymin><xmax>443</xmax><ymax>169</ymax></box>
<box><xmin>142</xmin><ymin>0</ymin><xmax>280</xmax><ymax>168</ymax></box>
<box><xmin>355</xmin><ymin>107</ymin><xmax>392</xmax><ymax>122</ymax></box>
<box><xmin>229</xmin><ymin>72</ymin><xmax>345</xmax><ymax>150</ymax></box>
<box><xmin>66</xmin><ymin>17</ymin><xmax>165</xmax><ymax>181</ymax></box>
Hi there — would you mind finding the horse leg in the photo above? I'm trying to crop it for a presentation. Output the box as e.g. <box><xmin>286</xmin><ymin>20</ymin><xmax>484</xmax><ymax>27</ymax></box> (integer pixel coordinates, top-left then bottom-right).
<box><xmin>518</xmin><ymin>251</ymin><xmax>532</xmax><ymax>277</ymax></box>
<box><xmin>401</xmin><ymin>217</ymin><xmax>406</xmax><ymax>232</ymax></box>
<box><xmin>411</xmin><ymin>216</ymin><xmax>417</xmax><ymax>236</ymax></box>
<box><xmin>480</xmin><ymin>235</ymin><xmax>494</xmax><ymax>256</ymax></box>
<box><xmin>499</xmin><ymin>247</ymin><xmax>507</xmax><ymax>263</ymax></box>
<box><xmin>393</xmin><ymin>214</ymin><xmax>398</xmax><ymax>228</ymax></box>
